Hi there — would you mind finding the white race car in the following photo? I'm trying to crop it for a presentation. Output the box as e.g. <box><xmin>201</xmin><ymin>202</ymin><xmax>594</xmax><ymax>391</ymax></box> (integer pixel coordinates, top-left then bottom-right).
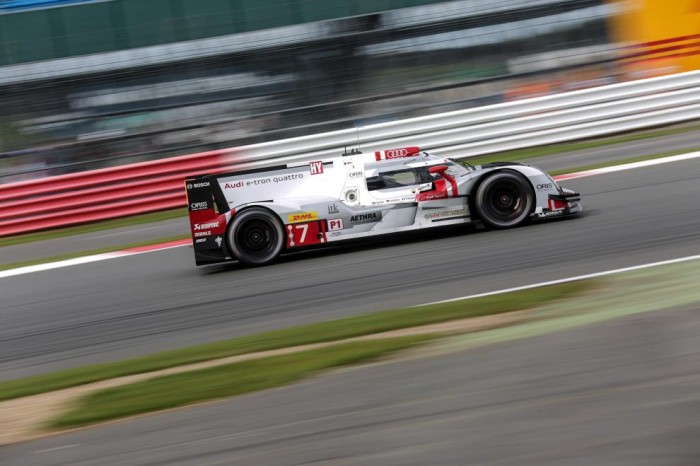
<box><xmin>185</xmin><ymin>146</ymin><xmax>581</xmax><ymax>266</ymax></box>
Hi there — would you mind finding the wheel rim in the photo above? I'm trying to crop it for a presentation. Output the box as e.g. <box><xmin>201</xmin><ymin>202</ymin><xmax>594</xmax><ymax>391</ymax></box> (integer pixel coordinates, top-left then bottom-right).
<box><xmin>483</xmin><ymin>180</ymin><xmax>527</xmax><ymax>222</ymax></box>
<box><xmin>237</xmin><ymin>219</ymin><xmax>277</xmax><ymax>257</ymax></box>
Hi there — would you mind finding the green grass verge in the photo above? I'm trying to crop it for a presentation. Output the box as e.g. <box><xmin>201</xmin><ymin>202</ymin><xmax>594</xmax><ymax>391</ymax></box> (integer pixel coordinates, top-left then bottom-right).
<box><xmin>0</xmin><ymin>280</ymin><xmax>590</xmax><ymax>402</ymax></box>
<box><xmin>0</xmin><ymin>235</ymin><xmax>189</xmax><ymax>272</ymax></box>
<box><xmin>0</xmin><ymin>208</ymin><xmax>187</xmax><ymax>248</ymax></box>
<box><xmin>50</xmin><ymin>335</ymin><xmax>434</xmax><ymax>428</ymax></box>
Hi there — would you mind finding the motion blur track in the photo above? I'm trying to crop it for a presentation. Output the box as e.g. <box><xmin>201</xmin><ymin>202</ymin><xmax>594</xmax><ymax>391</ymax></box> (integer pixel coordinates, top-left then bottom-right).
<box><xmin>1</xmin><ymin>147</ymin><xmax>699</xmax><ymax>381</ymax></box>
<box><xmin>1</xmin><ymin>147</ymin><xmax>700</xmax><ymax>465</ymax></box>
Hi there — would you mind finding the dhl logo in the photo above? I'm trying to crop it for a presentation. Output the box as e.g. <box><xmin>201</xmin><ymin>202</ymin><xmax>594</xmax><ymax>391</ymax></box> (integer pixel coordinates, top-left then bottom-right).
<box><xmin>287</xmin><ymin>212</ymin><xmax>318</xmax><ymax>223</ymax></box>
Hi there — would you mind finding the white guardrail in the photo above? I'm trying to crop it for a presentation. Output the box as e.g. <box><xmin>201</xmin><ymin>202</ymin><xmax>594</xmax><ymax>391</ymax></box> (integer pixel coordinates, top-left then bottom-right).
<box><xmin>231</xmin><ymin>70</ymin><xmax>700</xmax><ymax>168</ymax></box>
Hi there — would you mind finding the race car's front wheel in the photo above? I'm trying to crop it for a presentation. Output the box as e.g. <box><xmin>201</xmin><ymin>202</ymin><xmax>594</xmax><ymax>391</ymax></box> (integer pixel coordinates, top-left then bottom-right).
<box><xmin>474</xmin><ymin>171</ymin><xmax>534</xmax><ymax>229</ymax></box>
<box><xmin>227</xmin><ymin>208</ymin><xmax>284</xmax><ymax>266</ymax></box>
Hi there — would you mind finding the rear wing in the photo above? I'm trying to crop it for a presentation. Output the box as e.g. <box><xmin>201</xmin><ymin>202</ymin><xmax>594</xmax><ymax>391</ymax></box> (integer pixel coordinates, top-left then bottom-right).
<box><xmin>184</xmin><ymin>176</ymin><xmax>230</xmax><ymax>265</ymax></box>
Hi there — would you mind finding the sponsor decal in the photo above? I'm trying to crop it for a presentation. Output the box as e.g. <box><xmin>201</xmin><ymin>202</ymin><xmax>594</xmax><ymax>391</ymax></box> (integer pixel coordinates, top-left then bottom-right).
<box><xmin>287</xmin><ymin>221</ymin><xmax>325</xmax><ymax>247</ymax></box>
<box><xmin>214</xmin><ymin>236</ymin><xmax>223</xmax><ymax>247</ymax></box>
<box><xmin>386</xmin><ymin>148</ymin><xmax>410</xmax><ymax>158</ymax></box>
<box><xmin>375</xmin><ymin>146</ymin><xmax>420</xmax><ymax>161</ymax></box>
<box><xmin>190</xmin><ymin>201</ymin><xmax>209</xmax><ymax>211</ymax></box>
<box><xmin>537</xmin><ymin>183</ymin><xmax>554</xmax><ymax>190</ymax></box>
<box><xmin>189</xmin><ymin>181</ymin><xmax>210</xmax><ymax>189</ymax></box>
<box><xmin>327</xmin><ymin>203</ymin><xmax>340</xmax><ymax>214</ymax></box>
<box><xmin>328</xmin><ymin>219</ymin><xmax>344</xmax><ymax>230</ymax></box>
<box><xmin>194</xmin><ymin>221</ymin><xmax>220</xmax><ymax>231</ymax></box>
<box><xmin>349</xmin><ymin>171</ymin><xmax>363</xmax><ymax>178</ymax></box>
<box><xmin>195</xmin><ymin>238</ymin><xmax>207</xmax><ymax>243</ymax></box>
<box><xmin>417</xmin><ymin>191</ymin><xmax>448</xmax><ymax>201</ymax></box>
<box><xmin>424</xmin><ymin>208</ymin><xmax>466</xmax><ymax>220</ymax></box>
<box><xmin>223</xmin><ymin>173</ymin><xmax>304</xmax><ymax>189</ymax></box>
<box><xmin>350</xmin><ymin>212</ymin><xmax>382</xmax><ymax>223</ymax></box>
<box><xmin>194</xmin><ymin>231</ymin><xmax>212</xmax><ymax>237</ymax></box>
<box><xmin>310</xmin><ymin>161</ymin><xmax>324</xmax><ymax>175</ymax></box>
<box><xmin>287</xmin><ymin>212</ymin><xmax>319</xmax><ymax>223</ymax></box>
<box><xmin>385</xmin><ymin>196</ymin><xmax>417</xmax><ymax>203</ymax></box>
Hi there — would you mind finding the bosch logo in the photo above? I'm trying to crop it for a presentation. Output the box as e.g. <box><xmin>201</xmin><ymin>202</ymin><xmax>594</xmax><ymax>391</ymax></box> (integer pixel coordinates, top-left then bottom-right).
<box><xmin>194</xmin><ymin>221</ymin><xmax>220</xmax><ymax>231</ymax></box>
<box><xmin>386</xmin><ymin>148</ymin><xmax>409</xmax><ymax>158</ymax></box>
<box><xmin>191</xmin><ymin>182</ymin><xmax>210</xmax><ymax>189</ymax></box>
<box><xmin>537</xmin><ymin>183</ymin><xmax>554</xmax><ymax>190</ymax></box>
<box><xmin>186</xmin><ymin>184</ymin><xmax>193</xmax><ymax>190</ymax></box>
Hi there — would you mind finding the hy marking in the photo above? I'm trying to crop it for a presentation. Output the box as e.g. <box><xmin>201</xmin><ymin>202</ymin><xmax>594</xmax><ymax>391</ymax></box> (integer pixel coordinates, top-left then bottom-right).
<box><xmin>1</xmin><ymin>151</ymin><xmax>698</xmax><ymax>278</ymax></box>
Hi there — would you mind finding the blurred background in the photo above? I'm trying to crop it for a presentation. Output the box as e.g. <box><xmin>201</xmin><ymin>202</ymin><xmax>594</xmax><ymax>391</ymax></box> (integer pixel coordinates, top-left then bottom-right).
<box><xmin>0</xmin><ymin>0</ymin><xmax>698</xmax><ymax>183</ymax></box>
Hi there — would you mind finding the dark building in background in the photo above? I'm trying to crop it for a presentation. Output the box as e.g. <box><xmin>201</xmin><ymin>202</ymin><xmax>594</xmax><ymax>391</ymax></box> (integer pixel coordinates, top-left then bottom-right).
<box><xmin>0</xmin><ymin>0</ymin><xmax>615</xmax><ymax>181</ymax></box>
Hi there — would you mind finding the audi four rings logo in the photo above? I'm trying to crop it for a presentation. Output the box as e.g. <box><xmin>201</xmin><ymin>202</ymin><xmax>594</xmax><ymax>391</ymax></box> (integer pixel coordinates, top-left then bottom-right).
<box><xmin>386</xmin><ymin>148</ymin><xmax>409</xmax><ymax>158</ymax></box>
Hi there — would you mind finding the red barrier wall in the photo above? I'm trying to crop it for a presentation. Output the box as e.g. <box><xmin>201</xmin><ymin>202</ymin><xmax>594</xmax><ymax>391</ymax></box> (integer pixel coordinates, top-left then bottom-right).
<box><xmin>0</xmin><ymin>148</ymin><xmax>236</xmax><ymax>237</ymax></box>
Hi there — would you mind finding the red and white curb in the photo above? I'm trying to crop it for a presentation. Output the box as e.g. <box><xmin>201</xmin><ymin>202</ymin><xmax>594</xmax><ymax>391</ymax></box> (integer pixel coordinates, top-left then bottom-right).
<box><xmin>0</xmin><ymin>239</ymin><xmax>190</xmax><ymax>279</ymax></box>
<box><xmin>2</xmin><ymin>150</ymin><xmax>699</xmax><ymax>279</ymax></box>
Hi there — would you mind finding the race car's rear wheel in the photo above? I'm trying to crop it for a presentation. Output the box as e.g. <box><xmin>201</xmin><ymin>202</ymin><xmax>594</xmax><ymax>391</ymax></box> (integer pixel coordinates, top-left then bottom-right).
<box><xmin>474</xmin><ymin>171</ymin><xmax>534</xmax><ymax>229</ymax></box>
<box><xmin>227</xmin><ymin>208</ymin><xmax>284</xmax><ymax>266</ymax></box>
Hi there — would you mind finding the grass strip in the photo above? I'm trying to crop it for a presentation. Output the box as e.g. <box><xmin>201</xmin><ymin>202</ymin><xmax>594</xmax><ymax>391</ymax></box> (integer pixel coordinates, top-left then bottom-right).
<box><xmin>50</xmin><ymin>335</ymin><xmax>433</xmax><ymax>428</ymax></box>
<box><xmin>0</xmin><ymin>235</ymin><xmax>189</xmax><ymax>271</ymax></box>
<box><xmin>0</xmin><ymin>280</ymin><xmax>590</xmax><ymax>401</ymax></box>
<box><xmin>0</xmin><ymin>208</ymin><xmax>187</xmax><ymax>248</ymax></box>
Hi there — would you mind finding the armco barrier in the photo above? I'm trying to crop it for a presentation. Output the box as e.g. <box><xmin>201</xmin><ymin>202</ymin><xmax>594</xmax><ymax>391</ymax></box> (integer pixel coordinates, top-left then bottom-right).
<box><xmin>2</xmin><ymin>70</ymin><xmax>700</xmax><ymax>237</ymax></box>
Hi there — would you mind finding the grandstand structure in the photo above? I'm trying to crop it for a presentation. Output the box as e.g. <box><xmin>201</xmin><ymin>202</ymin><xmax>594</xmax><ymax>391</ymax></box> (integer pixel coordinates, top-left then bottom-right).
<box><xmin>0</xmin><ymin>0</ymin><xmax>617</xmax><ymax>180</ymax></box>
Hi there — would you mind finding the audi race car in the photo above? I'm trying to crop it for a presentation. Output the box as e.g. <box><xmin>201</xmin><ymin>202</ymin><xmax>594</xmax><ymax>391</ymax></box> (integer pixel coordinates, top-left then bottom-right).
<box><xmin>185</xmin><ymin>146</ymin><xmax>581</xmax><ymax>266</ymax></box>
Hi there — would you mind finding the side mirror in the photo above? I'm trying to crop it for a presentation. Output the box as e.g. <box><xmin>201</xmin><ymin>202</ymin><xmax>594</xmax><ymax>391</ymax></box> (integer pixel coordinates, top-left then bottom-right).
<box><xmin>428</xmin><ymin>165</ymin><xmax>448</xmax><ymax>174</ymax></box>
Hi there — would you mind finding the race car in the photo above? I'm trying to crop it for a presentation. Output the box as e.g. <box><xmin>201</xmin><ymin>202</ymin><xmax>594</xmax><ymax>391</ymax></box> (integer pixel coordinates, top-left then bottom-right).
<box><xmin>185</xmin><ymin>146</ymin><xmax>581</xmax><ymax>266</ymax></box>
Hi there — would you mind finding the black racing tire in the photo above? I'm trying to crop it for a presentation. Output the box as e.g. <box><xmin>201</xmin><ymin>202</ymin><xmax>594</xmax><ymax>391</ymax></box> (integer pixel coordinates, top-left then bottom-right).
<box><xmin>474</xmin><ymin>171</ymin><xmax>534</xmax><ymax>229</ymax></box>
<box><xmin>227</xmin><ymin>208</ymin><xmax>284</xmax><ymax>266</ymax></box>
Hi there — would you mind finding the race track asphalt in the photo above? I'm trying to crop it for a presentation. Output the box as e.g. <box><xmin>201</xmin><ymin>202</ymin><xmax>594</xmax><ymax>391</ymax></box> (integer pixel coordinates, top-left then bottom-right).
<box><xmin>1</xmin><ymin>156</ymin><xmax>699</xmax><ymax>381</ymax></box>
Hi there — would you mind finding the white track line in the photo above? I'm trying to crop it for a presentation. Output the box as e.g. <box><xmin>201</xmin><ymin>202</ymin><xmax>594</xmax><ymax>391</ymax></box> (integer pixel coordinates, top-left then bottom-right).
<box><xmin>2</xmin><ymin>151</ymin><xmax>699</xmax><ymax>279</ymax></box>
<box><xmin>553</xmin><ymin>150</ymin><xmax>700</xmax><ymax>181</ymax></box>
<box><xmin>417</xmin><ymin>254</ymin><xmax>700</xmax><ymax>306</ymax></box>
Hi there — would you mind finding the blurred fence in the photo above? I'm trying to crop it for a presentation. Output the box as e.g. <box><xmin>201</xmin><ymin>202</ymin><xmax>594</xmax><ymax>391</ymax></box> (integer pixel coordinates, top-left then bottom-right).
<box><xmin>2</xmin><ymin>69</ymin><xmax>699</xmax><ymax>237</ymax></box>
<box><xmin>0</xmin><ymin>0</ymin><xmax>614</xmax><ymax>182</ymax></box>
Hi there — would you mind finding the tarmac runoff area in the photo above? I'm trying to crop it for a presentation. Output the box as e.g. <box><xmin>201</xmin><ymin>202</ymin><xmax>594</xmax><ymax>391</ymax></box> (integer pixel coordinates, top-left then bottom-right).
<box><xmin>1</xmin><ymin>254</ymin><xmax>699</xmax><ymax>446</ymax></box>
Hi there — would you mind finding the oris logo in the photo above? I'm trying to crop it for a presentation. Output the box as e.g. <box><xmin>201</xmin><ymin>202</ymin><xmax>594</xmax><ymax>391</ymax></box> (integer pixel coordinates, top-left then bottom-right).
<box><xmin>537</xmin><ymin>183</ymin><xmax>553</xmax><ymax>190</ymax></box>
<box><xmin>190</xmin><ymin>202</ymin><xmax>208</xmax><ymax>210</ymax></box>
<box><xmin>194</xmin><ymin>221</ymin><xmax>220</xmax><ymax>231</ymax></box>
<box><xmin>385</xmin><ymin>148</ymin><xmax>409</xmax><ymax>158</ymax></box>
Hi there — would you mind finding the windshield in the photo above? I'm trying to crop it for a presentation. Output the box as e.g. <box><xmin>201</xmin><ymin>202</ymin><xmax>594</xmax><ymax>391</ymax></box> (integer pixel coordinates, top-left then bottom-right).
<box><xmin>444</xmin><ymin>159</ymin><xmax>474</xmax><ymax>176</ymax></box>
